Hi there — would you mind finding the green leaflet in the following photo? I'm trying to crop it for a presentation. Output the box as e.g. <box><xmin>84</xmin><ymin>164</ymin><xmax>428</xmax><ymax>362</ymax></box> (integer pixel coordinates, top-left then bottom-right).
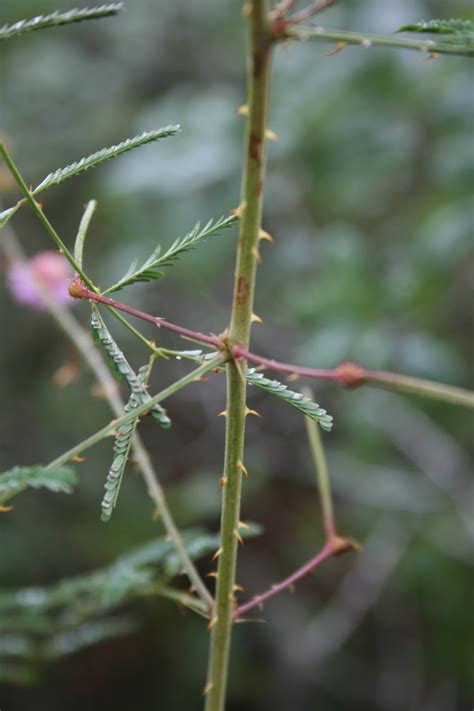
<box><xmin>0</xmin><ymin>203</ymin><xmax>21</xmax><ymax>229</ymax></box>
<box><xmin>398</xmin><ymin>19</ymin><xmax>474</xmax><ymax>44</ymax></box>
<box><xmin>90</xmin><ymin>308</ymin><xmax>171</xmax><ymax>429</ymax></box>
<box><xmin>101</xmin><ymin>363</ymin><xmax>155</xmax><ymax>522</ymax></box>
<box><xmin>246</xmin><ymin>368</ymin><xmax>334</xmax><ymax>431</ymax></box>
<box><xmin>103</xmin><ymin>214</ymin><xmax>238</xmax><ymax>294</ymax></box>
<box><xmin>0</xmin><ymin>5</ymin><xmax>124</xmax><ymax>42</ymax></box>
<box><xmin>161</xmin><ymin>351</ymin><xmax>335</xmax><ymax>431</ymax></box>
<box><xmin>0</xmin><ymin>128</ymin><xmax>179</xmax><ymax>229</ymax></box>
<box><xmin>0</xmin><ymin>465</ymin><xmax>77</xmax><ymax>505</ymax></box>
<box><xmin>33</xmin><ymin>127</ymin><xmax>179</xmax><ymax>194</ymax></box>
<box><xmin>73</xmin><ymin>200</ymin><xmax>97</xmax><ymax>270</ymax></box>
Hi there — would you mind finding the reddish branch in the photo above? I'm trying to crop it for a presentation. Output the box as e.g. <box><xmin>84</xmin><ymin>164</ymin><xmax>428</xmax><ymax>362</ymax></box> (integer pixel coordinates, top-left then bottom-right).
<box><xmin>69</xmin><ymin>279</ymin><xmax>364</xmax><ymax>384</ymax></box>
<box><xmin>69</xmin><ymin>278</ymin><xmax>474</xmax><ymax>407</ymax></box>
<box><xmin>233</xmin><ymin>535</ymin><xmax>357</xmax><ymax>619</ymax></box>
<box><xmin>288</xmin><ymin>0</ymin><xmax>335</xmax><ymax>25</ymax></box>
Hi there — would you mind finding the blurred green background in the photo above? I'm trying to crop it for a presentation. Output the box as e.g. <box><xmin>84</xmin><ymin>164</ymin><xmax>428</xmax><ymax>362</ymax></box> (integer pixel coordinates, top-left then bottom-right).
<box><xmin>0</xmin><ymin>1</ymin><xmax>473</xmax><ymax>709</ymax></box>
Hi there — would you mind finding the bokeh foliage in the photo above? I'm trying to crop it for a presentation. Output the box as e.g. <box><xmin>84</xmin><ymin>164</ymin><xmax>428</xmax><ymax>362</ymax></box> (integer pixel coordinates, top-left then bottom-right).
<box><xmin>0</xmin><ymin>1</ymin><xmax>473</xmax><ymax>709</ymax></box>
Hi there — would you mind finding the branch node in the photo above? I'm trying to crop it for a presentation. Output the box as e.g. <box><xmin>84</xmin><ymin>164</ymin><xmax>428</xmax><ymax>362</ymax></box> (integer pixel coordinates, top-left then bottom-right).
<box><xmin>335</xmin><ymin>361</ymin><xmax>367</xmax><ymax>388</ymax></box>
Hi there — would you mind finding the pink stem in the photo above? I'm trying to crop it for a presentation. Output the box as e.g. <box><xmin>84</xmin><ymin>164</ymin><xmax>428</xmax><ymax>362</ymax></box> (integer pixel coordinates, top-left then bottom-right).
<box><xmin>233</xmin><ymin>540</ymin><xmax>335</xmax><ymax>619</ymax></box>
<box><xmin>70</xmin><ymin>279</ymin><xmax>365</xmax><ymax>386</ymax></box>
<box><xmin>70</xmin><ymin>280</ymin><xmax>222</xmax><ymax>349</ymax></box>
<box><xmin>233</xmin><ymin>346</ymin><xmax>343</xmax><ymax>381</ymax></box>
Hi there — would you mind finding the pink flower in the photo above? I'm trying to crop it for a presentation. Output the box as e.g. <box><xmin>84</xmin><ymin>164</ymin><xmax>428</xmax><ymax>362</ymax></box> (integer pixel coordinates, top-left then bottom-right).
<box><xmin>7</xmin><ymin>251</ymin><xmax>74</xmax><ymax>310</ymax></box>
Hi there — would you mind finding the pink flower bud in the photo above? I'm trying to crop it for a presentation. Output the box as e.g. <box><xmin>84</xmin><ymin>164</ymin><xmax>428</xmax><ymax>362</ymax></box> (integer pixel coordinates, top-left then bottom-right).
<box><xmin>7</xmin><ymin>251</ymin><xmax>74</xmax><ymax>311</ymax></box>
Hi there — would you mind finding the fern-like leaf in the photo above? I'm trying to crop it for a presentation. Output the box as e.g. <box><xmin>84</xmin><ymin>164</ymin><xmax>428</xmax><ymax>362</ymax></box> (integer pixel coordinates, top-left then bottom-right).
<box><xmin>101</xmin><ymin>362</ymin><xmax>157</xmax><ymax>522</ymax></box>
<box><xmin>246</xmin><ymin>368</ymin><xmax>334</xmax><ymax>431</ymax></box>
<box><xmin>0</xmin><ymin>4</ymin><xmax>124</xmax><ymax>42</ymax></box>
<box><xmin>32</xmin><ymin>127</ymin><xmax>180</xmax><ymax>194</ymax></box>
<box><xmin>162</xmin><ymin>351</ymin><xmax>334</xmax><ymax>430</ymax></box>
<box><xmin>0</xmin><ymin>203</ymin><xmax>21</xmax><ymax>229</ymax></box>
<box><xmin>103</xmin><ymin>214</ymin><xmax>238</xmax><ymax>294</ymax></box>
<box><xmin>90</xmin><ymin>309</ymin><xmax>171</xmax><ymax>428</ymax></box>
<box><xmin>398</xmin><ymin>19</ymin><xmax>474</xmax><ymax>44</ymax></box>
<box><xmin>0</xmin><ymin>466</ymin><xmax>77</xmax><ymax>504</ymax></box>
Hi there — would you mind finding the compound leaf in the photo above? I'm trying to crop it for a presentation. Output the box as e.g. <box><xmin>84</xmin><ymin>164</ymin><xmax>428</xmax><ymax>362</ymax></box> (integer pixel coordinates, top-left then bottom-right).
<box><xmin>0</xmin><ymin>466</ymin><xmax>77</xmax><ymax>505</ymax></box>
<box><xmin>0</xmin><ymin>4</ymin><xmax>124</xmax><ymax>42</ymax></box>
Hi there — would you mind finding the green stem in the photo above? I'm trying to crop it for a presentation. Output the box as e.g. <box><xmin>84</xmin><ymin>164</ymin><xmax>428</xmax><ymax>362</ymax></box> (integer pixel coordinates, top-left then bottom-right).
<box><xmin>282</xmin><ymin>25</ymin><xmax>474</xmax><ymax>58</ymax></box>
<box><xmin>204</xmin><ymin>2</ymin><xmax>272</xmax><ymax>708</ymax></box>
<box><xmin>302</xmin><ymin>387</ymin><xmax>336</xmax><ymax>539</ymax></box>
<box><xmin>47</xmin><ymin>355</ymin><xmax>224</xmax><ymax>469</ymax></box>
<box><xmin>364</xmin><ymin>368</ymin><xmax>474</xmax><ymax>408</ymax></box>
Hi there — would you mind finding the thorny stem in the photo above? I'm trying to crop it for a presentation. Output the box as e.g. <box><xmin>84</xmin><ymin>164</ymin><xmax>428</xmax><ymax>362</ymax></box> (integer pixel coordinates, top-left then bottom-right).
<box><xmin>72</xmin><ymin>284</ymin><xmax>474</xmax><ymax>410</ymax></box>
<box><xmin>0</xmin><ymin>226</ymin><xmax>214</xmax><ymax>610</ymax></box>
<box><xmin>204</xmin><ymin>1</ymin><xmax>273</xmax><ymax>708</ymax></box>
<box><xmin>302</xmin><ymin>387</ymin><xmax>336</xmax><ymax>539</ymax></box>
<box><xmin>277</xmin><ymin>25</ymin><xmax>474</xmax><ymax>58</ymax></box>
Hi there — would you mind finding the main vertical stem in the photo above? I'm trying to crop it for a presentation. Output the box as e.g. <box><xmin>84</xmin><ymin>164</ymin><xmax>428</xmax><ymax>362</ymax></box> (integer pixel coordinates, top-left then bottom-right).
<box><xmin>204</xmin><ymin>2</ymin><xmax>272</xmax><ymax>709</ymax></box>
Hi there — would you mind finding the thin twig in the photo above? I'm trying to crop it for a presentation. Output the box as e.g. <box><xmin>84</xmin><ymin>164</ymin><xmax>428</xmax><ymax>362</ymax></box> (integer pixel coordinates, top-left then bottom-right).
<box><xmin>302</xmin><ymin>387</ymin><xmax>336</xmax><ymax>539</ymax></box>
<box><xmin>272</xmin><ymin>0</ymin><xmax>298</xmax><ymax>19</ymax></box>
<box><xmin>288</xmin><ymin>0</ymin><xmax>335</xmax><ymax>25</ymax></box>
<box><xmin>233</xmin><ymin>537</ymin><xmax>355</xmax><ymax>619</ymax></box>
<box><xmin>278</xmin><ymin>25</ymin><xmax>474</xmax><ymax>58</ymax></box>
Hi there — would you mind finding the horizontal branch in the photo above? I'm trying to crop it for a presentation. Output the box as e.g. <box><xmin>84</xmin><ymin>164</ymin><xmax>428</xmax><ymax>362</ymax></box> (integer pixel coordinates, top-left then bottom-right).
<box><xmin>70</xmin><ymin>281</ymin><xmax>474</xmax><ymax>409</ymax></box>
<box><xmin>278</xmin><ymin>24</ymin><xmax>474</xmax><ymax>58</ymax></box>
